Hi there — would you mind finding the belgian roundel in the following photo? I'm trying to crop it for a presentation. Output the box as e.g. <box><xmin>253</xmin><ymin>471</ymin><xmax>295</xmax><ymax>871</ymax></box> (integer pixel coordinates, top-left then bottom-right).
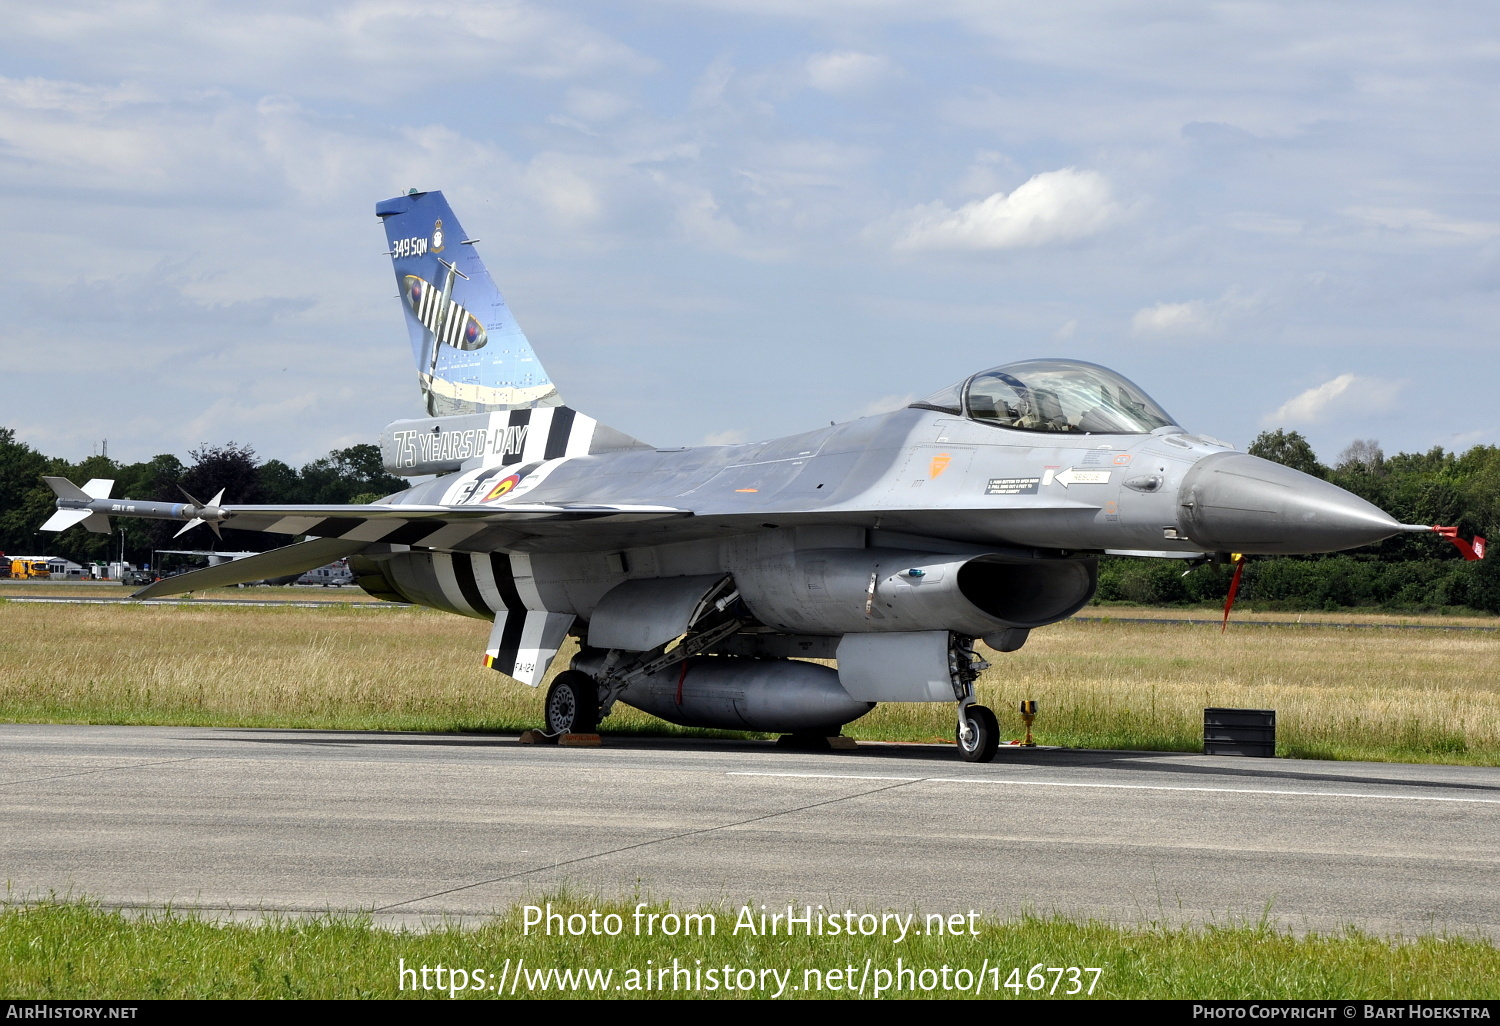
<box><xmin>483</xmin><ymin>474</ymin><xmax>524</xmax><ymax>502</ymax></box>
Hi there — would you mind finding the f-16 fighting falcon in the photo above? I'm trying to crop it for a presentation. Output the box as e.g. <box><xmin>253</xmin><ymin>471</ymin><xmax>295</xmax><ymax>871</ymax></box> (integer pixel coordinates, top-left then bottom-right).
<box><xmin>42</xmin><ymin>190</ymin><xmax>1486</xmax><ymax>762</ymax></box>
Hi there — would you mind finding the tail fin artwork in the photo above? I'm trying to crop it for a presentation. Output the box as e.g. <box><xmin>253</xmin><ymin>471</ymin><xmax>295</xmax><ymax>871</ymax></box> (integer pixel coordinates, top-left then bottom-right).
<box><xmin>375</xmin><ymin>190</ymin><xmax>650</xmax><ymax>478</ymax></box>
<box><xmin>377</xmin><ymin>189</ymin><xmax>561</xmax><ymax>416</ymax></box>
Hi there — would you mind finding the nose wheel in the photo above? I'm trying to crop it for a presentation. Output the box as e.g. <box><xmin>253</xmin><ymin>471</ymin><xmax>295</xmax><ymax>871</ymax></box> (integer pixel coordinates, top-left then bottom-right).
<box><xmin>956</xmin><ymin>704</ymin><xmax>999</xmax><ymax>763</ymax></box>
<box><xmin>545</xmin><ymin>671</ymin><xmax>600</xmax><ymax>735</ymax></box>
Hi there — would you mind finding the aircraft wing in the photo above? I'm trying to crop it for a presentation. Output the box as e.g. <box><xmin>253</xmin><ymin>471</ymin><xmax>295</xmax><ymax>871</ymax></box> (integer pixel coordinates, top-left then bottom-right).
<box><xmin>44</xmin><ymin>489</ymin><xmax>690</xmax><ymax>538</ymax></box>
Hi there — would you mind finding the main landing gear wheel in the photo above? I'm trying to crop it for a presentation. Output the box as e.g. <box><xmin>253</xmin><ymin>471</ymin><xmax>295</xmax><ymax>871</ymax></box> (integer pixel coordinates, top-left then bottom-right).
<box><xmin>545</xmin><ymin>671</ymin><xmax>599</xmax><ymax>735</ymax></box>
<box><xmin>956</xmin><ymin>704</ymin><xmax>999</xmax><ymax>763</ymax></box>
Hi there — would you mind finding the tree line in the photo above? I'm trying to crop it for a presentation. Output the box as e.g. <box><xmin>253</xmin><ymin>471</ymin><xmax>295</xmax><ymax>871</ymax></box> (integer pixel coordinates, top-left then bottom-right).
<box><xmin>0</xmin><ymin>429</ymin><xmax>408</xmax><ymax>566</ymax></box>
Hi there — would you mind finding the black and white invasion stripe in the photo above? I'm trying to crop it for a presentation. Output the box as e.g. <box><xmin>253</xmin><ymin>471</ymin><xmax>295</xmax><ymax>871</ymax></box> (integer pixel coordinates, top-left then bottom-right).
<box><xmin>488</xmin><ymin>406</ymin><xmax>589</xmax><ymax>466</ymax></box>
<box><xmin>413</xmin><ymin>279</ymin><xmax>479</xmax><ymax>349</ymax></box>
<box><xmin>374</xmin><ymin>549</ymin><xmax>575</xmax><ymax>686</ymax></box>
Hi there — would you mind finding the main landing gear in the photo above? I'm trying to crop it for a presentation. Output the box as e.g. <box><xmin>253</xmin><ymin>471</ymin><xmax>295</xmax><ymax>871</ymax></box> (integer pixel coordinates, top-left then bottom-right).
<box><xmin>544</xmin><ymin>670</ymin><xmax>599</xmax><ymax>735</ymax></box>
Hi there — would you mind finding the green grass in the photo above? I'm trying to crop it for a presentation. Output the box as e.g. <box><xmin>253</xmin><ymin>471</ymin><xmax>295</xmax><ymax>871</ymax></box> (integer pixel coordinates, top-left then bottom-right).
<box><xmin>2</xmin><ymin>898</ymin><xmax>1496</xmax><ymax>1000</ymax></box>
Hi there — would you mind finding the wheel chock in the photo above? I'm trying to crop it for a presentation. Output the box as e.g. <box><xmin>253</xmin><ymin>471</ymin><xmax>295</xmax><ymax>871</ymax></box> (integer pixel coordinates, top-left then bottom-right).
<box><xmin>518</xmin><ymin>729</ymin><xmax>559</xmax><ymax>745</ymax></box>
<box><xmin>775</xmin><ymin>734</ymin><xmax>856</xmax><ymax>751</ymax></box>
<box><xmin>559</xmin><ymin>733</ymin><xmax>602</xmax><ymax>747</ymax></box>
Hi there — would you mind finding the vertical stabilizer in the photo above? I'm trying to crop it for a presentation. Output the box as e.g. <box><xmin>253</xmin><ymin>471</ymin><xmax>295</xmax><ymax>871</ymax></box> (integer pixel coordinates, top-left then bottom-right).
<box><xmin>376</xmin><ymin>190</ymin><xmax>561</xmax><ymax>416</ymax></box>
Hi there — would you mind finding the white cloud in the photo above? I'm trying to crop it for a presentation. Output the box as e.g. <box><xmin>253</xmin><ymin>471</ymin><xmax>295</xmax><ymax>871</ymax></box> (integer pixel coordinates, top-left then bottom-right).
<box><xmin>5</xmin><ymin>1</ymin><xmax>1499</xmax><ymax>462</ymax></box>
<box><xmin>1130</xmin><ymin>289</ymin><xmax>1260</xmax><ymax>340</ymax></box>
<box><xmin>854</xmin><ymin>393</ymin><xmax>917</xmax><ymax>418</ymax></box>
<box><xmin>887</xmin><ymin>168</ymin><xmax>1118</xmax><ymax>252</ymax></box>
<box><xmin>702</xmin><ymin>428</ymin><xmax>748</xmax><ymax>445</ymax></box>
<box><xmin>1132</xmin><ymin>300</ymin><xmax>1213</xmax><ymax>338</ymax></box>
<box><xmin>564</xmin><ymin>88</ymin><xmax>635</xmax><ymax>122</ymax></box>
<box><xmin>1263</xmin><ymin>374</ymin><xmax>1402</xmax><ymax>426</ymax></box>
<box><xmin>805</xmin><ymin>51</ymin><xmax>896</xmax><ymax>95</ymax></box>
<box><xmin>519</xmin><ymin>152</ymin><xmax>605</xmax><ymax>224</ymax></box>
<box><xmin>1343</xmin><ymin>206</ymin><xmax>1500</xmax><ymax>242</ymax></box>
<box><xmin>2</xmin><ymin>2</ymin><xmax>654</xmax><ymax>99</ymax></box>
<box><xmin>673</xmin><ymin>188</ymin><xmax>744</xmax><ymax>250</ymax></box>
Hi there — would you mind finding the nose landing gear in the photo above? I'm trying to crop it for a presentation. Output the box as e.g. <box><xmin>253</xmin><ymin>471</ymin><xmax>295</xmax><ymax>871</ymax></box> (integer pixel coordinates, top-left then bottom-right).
<box><xmin>956</xmin><ymin>703</ymin><xmax>999</xmax><ymax>762</ymax></box>
<box><xmin>949</xmin><ymin>635</ymin><xmax>999</xmax><ymax>762</ymax></box>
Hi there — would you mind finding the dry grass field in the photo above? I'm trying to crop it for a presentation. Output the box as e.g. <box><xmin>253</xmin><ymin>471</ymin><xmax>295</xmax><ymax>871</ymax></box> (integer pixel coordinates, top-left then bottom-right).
<box><xmin>1</xmin><ymin>599</ymin><xmax>1496</xmax><ymax>764</ymax></box>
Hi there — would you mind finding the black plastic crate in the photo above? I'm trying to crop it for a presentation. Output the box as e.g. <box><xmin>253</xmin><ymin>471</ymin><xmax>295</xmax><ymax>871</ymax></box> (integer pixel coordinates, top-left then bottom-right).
<box><xmin>1203</xmin><ymin>707</ymin><xmax>1276</xmax><ymax>757</ymax></box>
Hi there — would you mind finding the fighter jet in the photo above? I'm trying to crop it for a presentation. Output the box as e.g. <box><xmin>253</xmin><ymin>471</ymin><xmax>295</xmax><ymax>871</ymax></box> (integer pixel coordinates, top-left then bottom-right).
<box><xmin>42</xmin><ymin>190</ymin><xmax>1484</xmax><ymax>762</ymax></box>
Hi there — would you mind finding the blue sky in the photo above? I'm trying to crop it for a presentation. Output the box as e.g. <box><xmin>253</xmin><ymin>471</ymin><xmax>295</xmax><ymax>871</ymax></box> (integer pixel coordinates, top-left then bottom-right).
<box><xmin>2</xmin><ymin>1</ymin><xmax>1497</xmax><ymax>467</ymax></box>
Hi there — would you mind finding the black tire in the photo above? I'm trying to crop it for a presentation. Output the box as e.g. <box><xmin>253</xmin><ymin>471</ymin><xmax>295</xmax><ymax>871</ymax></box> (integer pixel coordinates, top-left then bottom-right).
<box><xmin>545</xmin><ymin>671</ymin><xmax>599</xmax><ymax>735</ymax></box>
<box><xmin>956</xmin><ymin>704</ymin><xmax>1000</xmax><ymax>763</ymax></box>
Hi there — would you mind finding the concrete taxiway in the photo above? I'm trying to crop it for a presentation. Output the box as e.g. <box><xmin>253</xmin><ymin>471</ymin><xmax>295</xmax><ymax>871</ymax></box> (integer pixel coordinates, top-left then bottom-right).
<box><xmin>3</xmin><ymin>723</ymin><xmax>1498</xmax><ymax>936</ymax></box>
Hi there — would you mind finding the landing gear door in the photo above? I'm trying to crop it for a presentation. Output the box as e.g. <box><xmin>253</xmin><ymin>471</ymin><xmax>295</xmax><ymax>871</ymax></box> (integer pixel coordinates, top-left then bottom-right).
<box><xmin>587</xmin><ymin>574</ymin><xmax>733</xmax><ymax>652</ymax></box>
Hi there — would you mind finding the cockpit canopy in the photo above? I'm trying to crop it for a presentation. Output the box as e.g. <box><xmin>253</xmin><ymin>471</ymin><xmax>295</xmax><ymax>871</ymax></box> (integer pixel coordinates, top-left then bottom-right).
<box><xmin>912</xmin><ymin>359</ymin><xmax>1177</xmax><ymax>435</ymax></box>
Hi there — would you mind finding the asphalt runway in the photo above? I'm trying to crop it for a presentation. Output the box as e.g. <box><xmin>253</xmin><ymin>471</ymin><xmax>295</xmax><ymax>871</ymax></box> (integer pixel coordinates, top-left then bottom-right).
<box><xmin>4</xmin><ymin>723</ymin><xmax>1498</xmax><ymax>937</ymax></box>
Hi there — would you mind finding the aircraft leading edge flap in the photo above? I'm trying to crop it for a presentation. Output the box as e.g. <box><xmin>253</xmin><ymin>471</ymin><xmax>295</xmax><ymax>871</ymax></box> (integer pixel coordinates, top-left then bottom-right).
<box><xmin>216</xmin><ymin>502</ymin><xmax>692</xmax><ymax>521</ymax></box>
<box><xmin>132</xmin><ymin>537</ymin><xmax>371</xmax><ymax>598</ymax></box>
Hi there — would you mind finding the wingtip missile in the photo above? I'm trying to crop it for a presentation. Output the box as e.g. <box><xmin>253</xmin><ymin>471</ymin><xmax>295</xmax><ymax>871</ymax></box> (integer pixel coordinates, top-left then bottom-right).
<box><xmin>41</xmin><ymin>477</ymin><xmax>222</xmax><ymax>535</ymax></box>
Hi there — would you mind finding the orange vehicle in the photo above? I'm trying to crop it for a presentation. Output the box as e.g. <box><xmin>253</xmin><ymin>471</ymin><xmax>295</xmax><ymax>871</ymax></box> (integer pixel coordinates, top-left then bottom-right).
<box><xmin>7</xmin><ymin>557</ymin><xmax>54</xmax><ymax>580</ymax></box>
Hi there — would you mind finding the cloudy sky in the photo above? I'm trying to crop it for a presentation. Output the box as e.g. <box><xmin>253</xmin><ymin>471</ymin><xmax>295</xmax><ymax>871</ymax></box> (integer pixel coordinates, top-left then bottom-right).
<box><xmin>2</xmin><ymin>1</ymin><xmax>1497</xmax><ymax>467</ymax></box>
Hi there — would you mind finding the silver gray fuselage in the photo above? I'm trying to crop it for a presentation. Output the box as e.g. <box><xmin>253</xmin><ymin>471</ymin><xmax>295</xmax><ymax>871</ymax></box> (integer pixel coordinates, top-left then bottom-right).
<box><xmin>369</xmin><ymin>405</ymin><xmax>1400</xmax><ymax>635</ymax></box>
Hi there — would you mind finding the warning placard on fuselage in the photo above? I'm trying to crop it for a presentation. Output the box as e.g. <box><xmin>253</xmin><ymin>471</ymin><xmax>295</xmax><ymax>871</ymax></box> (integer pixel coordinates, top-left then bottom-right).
<box><xmin>986</xmin><ymin>477</ymin><xmax>1042</xmax><ymax>496</ymax></box>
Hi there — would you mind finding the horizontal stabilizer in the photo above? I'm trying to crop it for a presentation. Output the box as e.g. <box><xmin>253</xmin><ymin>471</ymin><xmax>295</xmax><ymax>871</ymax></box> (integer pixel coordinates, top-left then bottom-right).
<box><xmin>132</xmin><ymin>538</ymin><xmax>370</xmax><ymax>598</ymax></box>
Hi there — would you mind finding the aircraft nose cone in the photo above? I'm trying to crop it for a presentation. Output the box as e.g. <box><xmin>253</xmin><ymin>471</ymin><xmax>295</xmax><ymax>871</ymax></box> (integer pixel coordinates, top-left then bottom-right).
<box><xmin>1178</xmin><ymin>452</ymin><xmax>1402</xmax><ymax>554</ymax></box>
